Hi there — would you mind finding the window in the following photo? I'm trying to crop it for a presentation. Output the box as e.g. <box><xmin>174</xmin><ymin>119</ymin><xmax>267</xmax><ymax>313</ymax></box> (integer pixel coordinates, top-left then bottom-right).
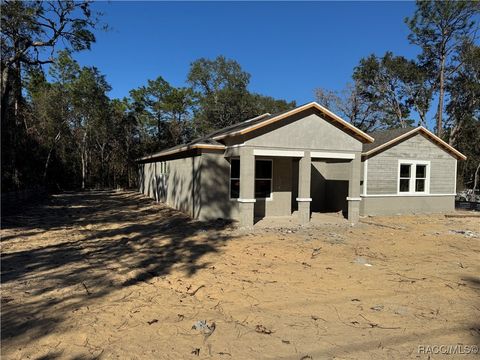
<box><xmin>229</xmin><ymin>159</ymin><xmax>273</xmax><ymax>199</ymax></box>
<box><xmin>399</xmin><ymin>164</ymin><xmax>411</xmax><ymax>192</ymax></box>
<box><xmin>398</xmin><ymin>161</ymin><xmax>430</xmax><ymax>194</ymax></box>
<box><xmin>415</xmin><ymin>165</ymin><xmax>427</xmax><ymax>192</ymax></box>
<box><xmin>230</xmin><ymin>159</ymin><xmax>240</xmax><ymax>199</ymax></box>
<box><xmin>255</xmin><ymin>160</ymin><xmax>272</xmax><ymax>199</ymax></box>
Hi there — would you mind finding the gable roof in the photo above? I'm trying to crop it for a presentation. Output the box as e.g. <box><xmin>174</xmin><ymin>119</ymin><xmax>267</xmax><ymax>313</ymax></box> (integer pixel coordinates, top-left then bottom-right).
<box><xmin>211</xmin><ymin>102</ymin><xmax>374</xmax><ymax>143</ymax></box>
<box><xmin>362</xmin><ymin>126</ymin><xmax>467</xmax><ymax>160</ymax></box>
<box><xmin>137</xmin><ymin>102</ymin><xmax>374</xmax><ymax>163</ymax></box>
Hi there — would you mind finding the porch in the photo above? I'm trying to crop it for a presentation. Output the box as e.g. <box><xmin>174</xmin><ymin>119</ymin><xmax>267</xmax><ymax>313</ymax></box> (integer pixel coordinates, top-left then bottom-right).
<box><xmin>227</xmin><ymin>147</ymin><xmax>361</xmax><ymax>229</ymax></box>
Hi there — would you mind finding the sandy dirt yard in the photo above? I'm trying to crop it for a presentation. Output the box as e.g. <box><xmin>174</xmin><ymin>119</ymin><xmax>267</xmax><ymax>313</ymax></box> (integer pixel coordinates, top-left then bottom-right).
<box><xmin>1</xmin><ymin>190</ymin><xmax>479</xmax><ymax>360</ymax></box>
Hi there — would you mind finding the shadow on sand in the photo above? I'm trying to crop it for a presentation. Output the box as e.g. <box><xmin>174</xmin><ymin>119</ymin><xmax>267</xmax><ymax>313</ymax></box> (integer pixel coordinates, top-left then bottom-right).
<box><xmin>1</xmin><ymin>190</ymin><xmax>236</xmax><ymax>346</ymax></box>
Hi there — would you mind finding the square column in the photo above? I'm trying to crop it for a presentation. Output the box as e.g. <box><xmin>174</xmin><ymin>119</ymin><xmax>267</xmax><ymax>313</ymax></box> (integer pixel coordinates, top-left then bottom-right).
<box><xmin>297</xmin><ymin>151</ymin><xmax>311</xmax><ymax>224</ymax></box>
<box><xmin>238</xmin><ymin>147</ymin><xmax>255</xmax><ymax>229</ymax></box>
<box><xmin>347</xmin><ymin>153</ymin><xmax>361</xmax><ymax>224</ymax></box>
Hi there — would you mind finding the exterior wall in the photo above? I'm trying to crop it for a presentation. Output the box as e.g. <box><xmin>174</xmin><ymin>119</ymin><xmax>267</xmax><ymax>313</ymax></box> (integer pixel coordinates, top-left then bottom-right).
<box><xmin>255</xmin><ymin>157</ymin><xmax>293</xmax><ymax>218</ymax></box>
<box><xmin>360</xmin><ymin>195</ymin><xmax>455</xmax><ymax>215</ymax></box>
<box><xmin>311</xmin><ymin>160</ymin><xmax>352</xmax><ymax>213</ymax></box>
<box><xmin>139</xmin><ymin>153</ymin><xmax>297</xmax><ymax>221</ymax></box>
<box><xmin>361</xmin><ymin>133</ymin><xmax>458</xmax><ymax>216</ymax></box>
<box><xmin>365</xmin><ymin>133</ymin><xmax>456</xmax><ymax>195</ymax></box>
<box><xmin>198</xmin><ymin>152</ymin><xmax>239</xmax><ymax>221</ymax></box>
<box><xmin>244</xmin><ymin>112</ymin><xmax>363</xmax><ymax>152</ymax></box>
<box><xmin>139</xmin><ymin>156</ymin><xmax>201</xmax><ymax>219</ymax></box>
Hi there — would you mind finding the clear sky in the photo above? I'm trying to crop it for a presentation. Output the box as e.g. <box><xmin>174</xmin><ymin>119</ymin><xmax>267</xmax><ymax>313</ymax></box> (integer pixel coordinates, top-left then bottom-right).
<box><xmin>75</xmin><ymin>1</ymin><xmax>419</xmax><ymax>105</ymax></box>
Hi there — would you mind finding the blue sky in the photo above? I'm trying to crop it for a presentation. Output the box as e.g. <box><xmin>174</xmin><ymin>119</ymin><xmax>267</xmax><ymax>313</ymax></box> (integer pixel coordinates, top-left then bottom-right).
<box><xmin>75</xmin><ymin>1</ymin><xmax>419</xmax><ymax>104</ymax></box>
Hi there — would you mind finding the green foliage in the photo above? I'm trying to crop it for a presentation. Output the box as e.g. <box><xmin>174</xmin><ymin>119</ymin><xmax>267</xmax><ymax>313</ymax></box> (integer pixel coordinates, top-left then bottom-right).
<box><xmin>446</xmin><ymin>42</ymin><xmax>480</xmax><ymax>189</ymax></box>
<box><xmin>187</xmin><ymin>55</ymin><xmax>295</xmax><ymax>135</ymax></box>
<box><xmin>129</xmin><ymin>76</ymin><xmax>196</xmax><ymax>148</ymax></box>
<box><xmin>405</xmin><ymin>0</ymin><xmax>480</xmax><ymax>135</ymax></box>
<box><xmin>352</xmin><ymin>51</ymin><xmax>434</xmax><ymax>128</ymax></box>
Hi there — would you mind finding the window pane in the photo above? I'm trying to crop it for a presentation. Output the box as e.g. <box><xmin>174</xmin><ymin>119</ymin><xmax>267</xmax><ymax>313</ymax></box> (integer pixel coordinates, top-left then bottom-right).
<box><xmin>415</xmin><ymin>179</ymin><xmax>425</xmax><ymax>192</ymax></box>
<box><xmin>416</xmin><ymin>165</ymin><xmax>426</xmax><ymax>179</ymax></box>
<box><xmin>255</xmin><ymin>160</ymin><xmax>272</xmax><ymax>179</ymax></box>
<box><xmin>400</xmin><ymin>164</ymin><xmax>411</xmax><ymax>178</ymax></box>
<box><xmin>255</xmin><ymin>179</ymin><xmax>271</xmax><ymax>198</ymax></box>
<box><xmin>231</xmin><ymin>159</ymin><xmax>240</xmax><ymax>179</ymax></box>
<box><xmin>399</xmin><ymin>179</ymin><xmax>410</xmax><ymax>192</ymax></box>
<box><xmin>230</xmin><ymin>179</ymin><xmax>240</xmax><ymax>198</ymax></box>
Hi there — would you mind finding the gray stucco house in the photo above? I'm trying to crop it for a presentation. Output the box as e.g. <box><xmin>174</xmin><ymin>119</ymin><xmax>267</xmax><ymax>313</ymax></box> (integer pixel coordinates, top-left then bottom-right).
<box><xmin>137</xmin><ymin>102</ymin><xmax>466</xmax><ymax>228</ymax></box>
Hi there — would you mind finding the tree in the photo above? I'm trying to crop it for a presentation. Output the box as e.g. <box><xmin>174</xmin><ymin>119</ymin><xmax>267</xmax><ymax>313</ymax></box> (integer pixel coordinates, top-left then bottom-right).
<box><xmin>315</xmin><ymin>83</ymin><xmax>383</xmax><ymax>132</ymax></box>
<box><xmin>70</xmin><ymin>66</ymin><xmax>111</xmax><ymax>189</ymax></box>
<box><xmin>187</xmin><ymin>55</ymin><xmax>296</xmax><ymax>135</ymax></box>
<box><xmin>405</xmin><ymin>0</ymin><xmax>480</xmax><ymax>136</ymax></box>
<box><xmin>353</xmin><ymin>52</ymin><xmax>419</xmax><ymax>128</ymax></box>
<box><xmin>1</xmin><ymin>0</ymin><xmax>100</xmax><ymax>190</ymax></box>
<box><xmin>246</xmin><ymin>93</ymin><xmax>296</xmax><ymax>117</ymax></box>
<box><xmin>446</xmin><ymin>42</ymin><xmax>480</xmax><ymax>190</ymax></box>
<box><xmin>1</xmin><ymin>0</ymin><xmax>100</xmax><ymax>122</ymax></box>
<box><xmin>187</xmin><ymin>56</ymin><xmax>252</xmax><ymax>134</ymax></box>
<box><xmin>130</xmin><ymin>76</ymin><xmax>195</xmax><ymax>149</ymax></box>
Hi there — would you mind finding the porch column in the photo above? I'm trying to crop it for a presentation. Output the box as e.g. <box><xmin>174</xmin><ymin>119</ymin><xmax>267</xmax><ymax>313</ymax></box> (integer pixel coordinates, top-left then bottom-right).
<box><xmin>297</xmin><ymin>151</ymin><xmax>311</xmax><ymax>224</ymax></box>
<box><xmin>238</xmin><ymin>147</ymin><xmax>255</xmax><ymax>229</ymax></box>
<box><xmin>347</xmin><ymin>153</ymin><xmax>361</xmax><ymax>224</ymax></box>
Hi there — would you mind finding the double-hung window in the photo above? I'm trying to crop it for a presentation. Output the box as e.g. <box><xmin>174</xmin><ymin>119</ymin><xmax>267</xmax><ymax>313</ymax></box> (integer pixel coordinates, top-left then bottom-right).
<box><xmin>229</xmin><ymin>159</ymin><xmax>273</xmax><ymax>199</ymax></box>
<box><xmin>398</xmin><ymin>161</ymin><xmax>430</xmax><ymax>194</ymax></box>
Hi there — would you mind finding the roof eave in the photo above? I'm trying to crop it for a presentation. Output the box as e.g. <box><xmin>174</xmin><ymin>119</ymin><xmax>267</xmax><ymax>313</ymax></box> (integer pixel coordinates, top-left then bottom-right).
<box><xmin>136</xmin><ymin>144</ymin><xmax>225</xmax><ymax>163</ymax></box>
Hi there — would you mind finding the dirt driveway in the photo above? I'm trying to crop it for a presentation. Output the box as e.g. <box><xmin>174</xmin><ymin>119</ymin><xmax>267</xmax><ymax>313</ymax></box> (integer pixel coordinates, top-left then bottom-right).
<box><xmin>1</xmin><ymin>190</ymin><xmax>479</xmax><ymax>359</ymax></box>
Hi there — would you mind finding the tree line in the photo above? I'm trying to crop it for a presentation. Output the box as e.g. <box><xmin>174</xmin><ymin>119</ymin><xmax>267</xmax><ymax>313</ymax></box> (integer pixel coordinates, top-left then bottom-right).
<box><xmin>1</xmin><ymin>1</ymin><xmax>479</xmax><ymax>193</ymax></box>
<box><xmin>316</xmin><ymin>1</ymin><xmax>479</xmax><ymax>190</ymax></box>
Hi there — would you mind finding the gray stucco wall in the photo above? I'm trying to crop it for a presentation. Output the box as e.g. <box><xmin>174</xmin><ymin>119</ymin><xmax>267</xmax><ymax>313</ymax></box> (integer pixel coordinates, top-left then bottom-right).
<box><xmin>244</xmin><ymin>112</ymin><xmax>363</xmax><ymax>152</ymax></box>
<box><xmin>254</xmin><ymin>157</ymin><xmax>293</xmax><ymax>218</ymax></box>
<box><xmin>197</xmin><ymin>152</ymin><xmax>239</xmax><ymax>221</ymax></box>
<box><xmin>139</xmin><ymin>153</ymin><xmax>297</xmax><ymax>221</ymax></box>
<box><xmin>139</xmin><ymin>156</ymin><xmax>202</xmax><ymax>218</ymax></box>
<box><xmin>311</xmin><ymin>159</ymin><xmax>353</xmax><ymax>213</ymax></box>
<box><xmin>365</xmin><ymin>133</ymin><xmax>456</xmax><ymax>195</ymax></box>
<box><xmin>361</xmin><ymin>195</ymin><xmax>454</xmax><ymax>215</ymax></box>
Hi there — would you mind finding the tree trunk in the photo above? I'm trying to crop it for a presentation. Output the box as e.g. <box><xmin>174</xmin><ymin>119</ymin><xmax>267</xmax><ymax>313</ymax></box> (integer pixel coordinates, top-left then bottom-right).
<box><xmin>43</xmin><ymin>131</ymin><xmax>62</xmax><ymax>182</ymax></box>
<box><xmin>437</xmin><ymin>54</ymin><xmax>446</xmax><ymax>137</ymax></box>
<box><xmin>1</xmin><ymin>66</ymin><xmax>12</xmax><ymax>125</ymax></box>
<box><xmin>472</xmin><ymin>162</ymin><xmax>480</xmax><ymax>202</ymax></box>
<box><xmin>81</xmin><ymin>131</ymin><xmax>88</xmax><ymax>190</ymax></box>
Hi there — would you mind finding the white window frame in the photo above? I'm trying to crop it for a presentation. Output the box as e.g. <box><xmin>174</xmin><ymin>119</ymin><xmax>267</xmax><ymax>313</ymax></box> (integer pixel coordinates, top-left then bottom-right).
<box><xmin>229</xmin><ymin>158</ymin><xmax>273</xmax><ymax>201</ymax></box>
<box><xmin>397</xmin><ymin>160</ymin><xmax>430</xmax><ymax>195</ymax></box>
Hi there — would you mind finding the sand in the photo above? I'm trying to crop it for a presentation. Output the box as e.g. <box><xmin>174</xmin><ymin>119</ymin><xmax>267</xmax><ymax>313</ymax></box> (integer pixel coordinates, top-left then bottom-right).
<box><xmin>1</xmin><ymin>190</ymin><xmax>479</xmax><ymax>359</ymax></box>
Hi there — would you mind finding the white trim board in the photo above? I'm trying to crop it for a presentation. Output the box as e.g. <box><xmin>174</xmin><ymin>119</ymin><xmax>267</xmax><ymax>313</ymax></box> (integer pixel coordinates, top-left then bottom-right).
<box><xmin>311</xmin><ymin>151</ymin><xmax>355</xmax><ymax>159</ymax></box>
<box><xmin>362</xmin><ymin>159</ymin><xmax>368</xmax><ymax>196</ymax></box>
<box><xmin>361</xmin><ymin>193</ymin><xmax>455</xmax><ymax>198</ymax></box>
<box><xmin>454</xmin><ymin>160</ymin><xmax>458</xmax><ymax>194</ymax></box>
<box><xmin>237</xmin><ymin>198</ymin><xmax>256</xmax><ymax>203</ymax></box>
<box><xmin>253</xmin><ymin>149</ymin><xmax>304</xmax><ymax>157</ymax></box>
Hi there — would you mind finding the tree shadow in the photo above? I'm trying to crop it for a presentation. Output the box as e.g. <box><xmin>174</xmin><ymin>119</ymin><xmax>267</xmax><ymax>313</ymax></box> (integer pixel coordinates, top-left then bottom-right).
<box><xmin>1</xmin><ymin>190</ymin><xmax>236</xmax><ymax>345</ymax></box>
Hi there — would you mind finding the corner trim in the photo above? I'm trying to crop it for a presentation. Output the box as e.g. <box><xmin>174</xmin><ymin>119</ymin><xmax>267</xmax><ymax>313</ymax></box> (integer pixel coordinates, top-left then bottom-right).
<box><xmin>237</xmin><ymin>198</ymin><xmax>256</xmax><ymax>203</ymax></box>
<box><xmin>296</xmin><ymin>198</ymin><xmax>312</xmax><ymax>202</ymax></box>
